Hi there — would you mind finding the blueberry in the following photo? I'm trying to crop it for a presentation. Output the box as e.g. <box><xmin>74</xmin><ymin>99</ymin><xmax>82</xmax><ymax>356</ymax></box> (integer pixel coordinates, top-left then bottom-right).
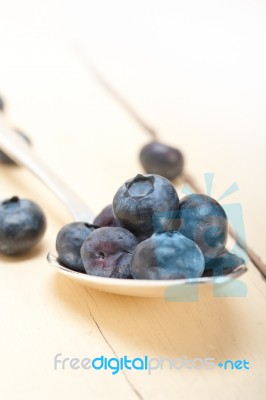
<box><xmin>0</xmin><ymin>128</ymin><xmax>32</xmax><ymax>165</ymax></box>
<box><xmin>81</xmin><ymin>227</ymin><xmax>138</xmax><ymax>278</ymax></box>
<box><xmin>131</xmin><ymin>231</ymin><xmax>204</xmax><ymax>280</ymax></box>
<box><xmin>56</xmin><ymin>222</ymin><xmax>98</xmax><ymax>272</ymax></box>
<box><xmin>178</xmin><ymin>194</ymin><xmax>228</xmax><ymax>260</ymax></box>
<box><xmin>93</xmin><ymin>204</ymin><xmax>120</xmax><ymax>227</ymax></box>
<box><xmin>113</xmin><ymin>174</ymin><xmax>180</xmax><ymax>241</ymax></box>
<box><xmin>0</xmin><ymin>196</ymin><xmax>46</xmax><ymax>255</ymax></box>
<box><xmin>203</xmin><ymin>250</ymin><xmax>245</xmax><ymax>277</ymax></box>
<box><xmin>139</xmin><ymin>141</ymin><xmax>184</xmax><ymax>181</ymax></box>
<box><xmin>0</xmin><ymin>96</ymin><xmax>4</xmax><ymax>112</ymax></box>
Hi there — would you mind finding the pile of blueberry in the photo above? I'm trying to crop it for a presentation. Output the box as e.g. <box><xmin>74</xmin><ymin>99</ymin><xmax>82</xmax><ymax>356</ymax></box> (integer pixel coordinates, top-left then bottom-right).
<box><xmin>0</xmin><ymin>93</ymin><xmax>243</xmax><ymax>276</ymax></box>
<box><xmin>56</xmin><ymin>173</ymin><xmax>244</xmax><ymax>280</ymax></box>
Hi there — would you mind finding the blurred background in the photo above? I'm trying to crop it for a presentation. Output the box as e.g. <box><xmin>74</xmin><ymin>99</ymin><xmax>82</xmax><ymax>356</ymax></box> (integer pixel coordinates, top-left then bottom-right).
<box><xmin>0</xmin><ymin>0</ymin><xmax>265</xmax><ymax>259</ymax></box>
<box><xmin>0</xmin><ymin>3</ymin><xmax>266</xmax><ymax>399</ymax></box>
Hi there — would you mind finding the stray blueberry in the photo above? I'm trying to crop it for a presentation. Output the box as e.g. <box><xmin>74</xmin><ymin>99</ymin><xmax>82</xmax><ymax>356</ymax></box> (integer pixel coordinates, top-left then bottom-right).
<box><xmin>0</xmin><ymin>196</ymin><xmax>46</xmax><ymax>255</ymax></box>
<box><xmin>0</xmin><ymin>128</ymin><xmax>32</xmax><ymax>165</ymax></box>
<box><xmin>139</xmin><ymin>141</ymin><xmax>184</xmax><ymax>181</ymax></box>
<box><xmin>56</xmin><ymin>222</ymin><xmax>98</xmax><ymax>273</ymax></box>
<box><xmin>113</xmin><ymin>174</ymin><xmax>180</xmax><ymax>241</ymax></box>
<box><xmin>81</xmin><ymin>227</ymin><xmax>138</xmax><ymax>278</ymax></box>
<box><xmin>130</xmin><ymin>231</ymin><xmax>204</xmax><ymax>280</ymax></box>
<box><xmin>93</xmin><ymin>204</ymin><xmax>120</xmax><ymax>227</ymax></box>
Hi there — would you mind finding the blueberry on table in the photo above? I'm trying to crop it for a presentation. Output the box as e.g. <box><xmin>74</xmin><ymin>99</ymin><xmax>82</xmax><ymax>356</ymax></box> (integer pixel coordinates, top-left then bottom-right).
<box><xmin>131</xmin><ymin>231</ymin><xmax>204</xmax><ymax>280</ymax></box>
<box><xmin>113</xmin><ymin>174</ymin><xmax>180</xmax><ymax>241</ymax></box>
<box><xmin>93</xmin><ymin>204</ymin><xmax>120</xmax><ymax>227</ymax></box>
<box><xmin>139</xmin><ymin>141</ymin><xmax>184</xmax><ymax>181</ymax></box>
<box><xmin>178</xmin><ymin>194</ymin><xmax>228</xmax><ymax>260</ymax></box>
<box><xmin>0</xmin><ymin>128</ymin><xmax>32</xmax><ymax>165</ymax></box>
<box><xmin>0</xmin><ymin>196</ymin><xmax>46</xmax><ymax>255</ymax></box>
<box><xmin>81</xmin><ymin>227</ymin><xmax>138</xmax><ymax>279</ymax></box>
<box><xmin>56</xmin><ymin>222</ymin><xmax>98</xmax><ymax>273</ymax></box>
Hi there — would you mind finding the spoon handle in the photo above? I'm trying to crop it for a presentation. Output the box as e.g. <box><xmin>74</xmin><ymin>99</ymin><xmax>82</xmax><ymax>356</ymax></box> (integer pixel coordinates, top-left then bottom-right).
<box><xmin>0</xmin><ymin>116</ymin><xmax>94</xmax><ymax>223</ymax></box>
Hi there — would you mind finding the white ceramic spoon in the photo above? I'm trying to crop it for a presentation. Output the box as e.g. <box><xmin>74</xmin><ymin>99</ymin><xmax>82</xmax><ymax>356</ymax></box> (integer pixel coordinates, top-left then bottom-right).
<box><xmin>0</xmin><ymin>116</ymin><xmax>247</xmax><ymax>297</ymax></box>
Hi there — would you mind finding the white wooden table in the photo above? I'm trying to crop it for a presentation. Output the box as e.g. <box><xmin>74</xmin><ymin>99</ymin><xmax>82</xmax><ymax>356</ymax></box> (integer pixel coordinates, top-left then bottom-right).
<box><xmin>0</xmin><ymin>2</ymin><xmax>266</xmax><ymax>399</ymax></box>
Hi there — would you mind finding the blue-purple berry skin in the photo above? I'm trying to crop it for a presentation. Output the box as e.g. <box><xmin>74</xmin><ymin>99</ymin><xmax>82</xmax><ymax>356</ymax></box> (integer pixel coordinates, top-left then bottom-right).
<box><xmin>178</xmin><ymin>194</ymin><xmax>228</xmax><ymax>260</ymax></box>
<box><xmin>93</xmin><ymin>204</ymin><xmax>120</xmax><ymax>227</ymax></box>
<box><xmin>113</xmin><ymin>174</ymin><xmax>180</xmax><ymax>241</ymax></box>
<box><xmin>139</xmin><ymin>141</ymin><xmax>184</xmax><ymax>181</ymax></box>
<box><xmin>81</xmin><ymin>227</ymin><xmax>138</xmax><ymax>279</ymax></box>
<box><xmin>0</xmin><ymin>196</ymin><xmax>46</xmax><ymax>255</ymax></box>
<box><xmin>56</xmin><ymin>222</ymin><xmax>98</xmax><ymax>272</ymax></box>
<box><xmin>203</xmin><ymin>250</ymin><xmax>245</xmax><ymax>276</ymax></box>
<box><xmin>130</xmin><ymin>231</ymin><xmax>204</xmax><ymax>280</ymax></box>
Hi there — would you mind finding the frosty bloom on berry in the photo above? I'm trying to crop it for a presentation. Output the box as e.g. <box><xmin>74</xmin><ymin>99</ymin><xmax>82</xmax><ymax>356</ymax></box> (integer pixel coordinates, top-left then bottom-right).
<box><xmin>113</xmin><ymin>174</ymin><xmax>180</xmax><ymax>241</ymax></box>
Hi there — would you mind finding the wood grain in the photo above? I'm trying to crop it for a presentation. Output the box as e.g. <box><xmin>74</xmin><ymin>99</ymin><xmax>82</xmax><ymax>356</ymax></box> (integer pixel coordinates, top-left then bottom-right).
<box><xmin>0</xmin><ymin>3</ymin><xmax>266</xmax><ymax>398</ymax></box>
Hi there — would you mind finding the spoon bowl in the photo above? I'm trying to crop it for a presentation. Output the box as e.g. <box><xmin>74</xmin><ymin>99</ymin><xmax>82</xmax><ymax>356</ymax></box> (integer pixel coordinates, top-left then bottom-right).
<box><xmin>0</xmin><ymin>116</ymin><xmax>248</xmax><ymax>298</ymax></box>
<box><xmin>47</xmin><ymin>252</ymin><xmax>247</xmax><ymax>297</ymax></box>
